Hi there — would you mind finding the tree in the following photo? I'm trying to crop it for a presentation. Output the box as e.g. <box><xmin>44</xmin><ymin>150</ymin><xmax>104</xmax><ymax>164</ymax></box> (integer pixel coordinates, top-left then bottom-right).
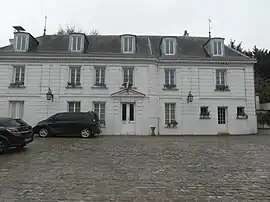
<box><xmin>56</xmin><ymin>25</ymin><xmax>100</xmax><ymax>35</ymax></box>
<box><xmin>229</xmin><ymin>40</ymin><xmax>270</xmax><ymax>103</ymax></box>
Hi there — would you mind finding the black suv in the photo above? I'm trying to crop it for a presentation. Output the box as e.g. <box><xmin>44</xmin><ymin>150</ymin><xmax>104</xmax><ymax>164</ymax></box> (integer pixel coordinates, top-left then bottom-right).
<box><xmin>33</xmin><ymin>111</ymin><xmax>101</xmax><ymax>138</ymax></box>
<box><xmin>0</xmin><ymin>118</ymin><xmax>34</xmax><ymax>154</ymax></box>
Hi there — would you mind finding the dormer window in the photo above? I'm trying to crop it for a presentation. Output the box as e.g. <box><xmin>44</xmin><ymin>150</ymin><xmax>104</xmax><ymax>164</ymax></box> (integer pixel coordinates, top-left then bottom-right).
<box><xmin>163</xmin><ymin>38</ymin><xmax>176</xmax><ymax>55</ymax></box>
<box><xmin>69</xmin><ymin>35</ymin><xmax>84</xmax><ymax>52</ymax></box>
<box><xmin>14</xmin><ymin>34</ymin><xmax>28</xmax><ymax>52</ymax></box>
<box><xmin>212</xmin><ymin>40</ymin><xmax>224</xmax><ymax>56</ymax></box>
<box><xmin>121</xmin><ymin>36</ymin><xmax>135</xmax><ymax>53</ymax></box>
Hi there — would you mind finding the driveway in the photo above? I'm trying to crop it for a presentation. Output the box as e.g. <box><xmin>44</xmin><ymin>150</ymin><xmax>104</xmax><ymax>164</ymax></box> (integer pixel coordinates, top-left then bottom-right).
<box><xmin>0</xmin><ymin>135</ymin><xmax>270</xmax><ymax>201</ymax></box>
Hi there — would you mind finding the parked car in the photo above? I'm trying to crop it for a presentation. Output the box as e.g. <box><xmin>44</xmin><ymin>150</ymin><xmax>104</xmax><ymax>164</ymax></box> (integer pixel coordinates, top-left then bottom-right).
<box><xmin>0</xmin><ymin>118</ymin><xmax>34</xmax><ymax>154</ymax></box>
<box><xmin>33</xmin><ymin>111</ymin><xmax>102</xmax><ymax>138</ymax></box>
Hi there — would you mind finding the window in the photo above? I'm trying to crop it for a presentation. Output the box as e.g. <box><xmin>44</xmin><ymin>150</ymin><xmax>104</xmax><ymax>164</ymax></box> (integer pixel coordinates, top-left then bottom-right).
<box><xmin>9</xmin><ymin>101</ymin><xmax>24</xmax><ymax>119</ymax></box>
<box><xmin>15</xmin><ymin>35</ymin><xmax>27</xmax><ymax>51</ymax></box>
<box><xmin>165</xmin><ymin>69</ymin><xmax>175</xmax><ymax>85</ymax></box>
<box><xmin>68</xmin><ymin>102</ymin><xmax>81</xmax><ymax>112</ymax></box>
<box><xmin>123</xmin><ymin>68</ymin><xmax>134</xmax><ymax>86</ymax></box>
<box><xmin>217</xmin><ymin>107</ymin><xmax>226</xmax><ymax>124</ymax></box>
<box><xmin>213</xmin><ymin>41</ymin><xmax>223</xmax><ymax>56</ymax></box>
<box><xmin>237</xmin><ymin>107</ymin><xmax>245</xmax><ymax>116</ymax></box>
<box><xmin>13</xmin><ymin>66</ymin><xmax>25</xmax><ymax>84</ymax></box>
<box><xmin>200</xmin><ymin>106</ymin><xmax>209</xmax><ymax>116</ymax></box>
<box><xmin>165</xmin><ymin>103</ymin><xmax>176</xmax><ymax>124</ymax></box>
<box><xmin>216</xmin><ymin>70</ymin><xmax>226</xmax><ymax>85</ymax></box>
<box><xmin>95</xmin><ymin>67</ymin><xmax>105</xmax><ymax>85</ymax></box>
<box><xmin>122</xmin><ymin>103</ymin><xmax>134</xmax><ymax>122</ymax></box>
<box><xmin>94</xmin><ymin>102</ymin><xmax>106</xmax><ymax>125</ymax></box>
<box><xmin>69</xmin><ymin>67</ymin><xmax>81</xmax><ymax>86</ymax></box>
<box><xmin>70</xmin><ymin>36</ymin><xmax>83</xmax><ymax>51</ymax></box>
<box><xmin>164</xmin><ymin>39</ymin><xmax>175</xmax><ymax>55</ymax></box>
<box><xmin>122</xmin><ymin>36</ymin><xmax>134</xmax><ymax>53</ymax></box>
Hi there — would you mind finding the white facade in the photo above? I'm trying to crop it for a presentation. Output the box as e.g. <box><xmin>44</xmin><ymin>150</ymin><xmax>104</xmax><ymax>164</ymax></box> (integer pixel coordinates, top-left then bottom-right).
<box><xmin>0</xmin><ymin>58</ymin><xmax>257</xmax><ymax>135</ymax></box>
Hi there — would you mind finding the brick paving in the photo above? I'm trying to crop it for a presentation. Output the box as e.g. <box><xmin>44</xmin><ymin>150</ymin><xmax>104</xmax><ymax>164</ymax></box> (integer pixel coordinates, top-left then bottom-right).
<box><xmin>0</xmin><ymin>135</ymin><xmax>270</xmax><ymax>202</ymax></box>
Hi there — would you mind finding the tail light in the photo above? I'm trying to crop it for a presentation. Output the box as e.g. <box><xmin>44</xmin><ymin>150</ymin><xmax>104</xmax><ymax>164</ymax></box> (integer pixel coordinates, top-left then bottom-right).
<box><xmin>7</xmin><ymin>128</ymin><xmax>21</xmax><ymax>136</ymax></box>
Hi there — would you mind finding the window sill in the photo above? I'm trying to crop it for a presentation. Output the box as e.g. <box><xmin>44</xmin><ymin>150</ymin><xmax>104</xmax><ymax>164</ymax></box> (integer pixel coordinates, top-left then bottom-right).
<box><xmin>8</xmin><ymin>85</ymin><xmax>26</xmax><ymax>89</ymax></box>
<box><xmin>91</xmin><ymin>85</ymin><xmax>108</xmax><ymax>89</ymax></box>
<box><xmin>65</xmin><ymin>86</ymin><xmax>82</xmax><ymax>89</ymax></box>
<box><xmin>199</xmin><ymin>116</ymin><xmax>211</xmax><ymax>119</ymax></box>
<box><xmin>120</xmin><ymin>86</ymin><xmax>137</xmax><ymax>90</ymax></box>
<box><xmin>236</xmin><ymin>116</ymin><xmax>248</xmax><ymax>120</ymax></box>
<box><xmin>215</xmin><ymin>89</ymin><xmax>230</xmax><ymax>92</ymax></box>
<box><xmin>162</xmin><ymin>88</ymin><xmax>179</xmax><ymax>91</ymax></box>
<box><xmin>164</xmin><ymin>126</ymin><xmax>178</xmax><ymax>129</ymax></box>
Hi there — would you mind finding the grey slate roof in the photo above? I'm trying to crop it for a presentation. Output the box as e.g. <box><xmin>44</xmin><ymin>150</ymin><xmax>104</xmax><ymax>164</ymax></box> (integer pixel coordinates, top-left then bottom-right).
<box><xmin>0</xmin><ymin>34</ymin><xmax>253</xmax><ymax>61</ymax></box>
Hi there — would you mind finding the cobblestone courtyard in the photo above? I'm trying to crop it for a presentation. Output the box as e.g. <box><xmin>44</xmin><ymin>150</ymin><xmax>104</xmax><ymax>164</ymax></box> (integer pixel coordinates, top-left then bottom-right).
<box><xmin>0</xmin><ymin>135</ymin><xmax>270</xmax><ymax>202</ymax></box>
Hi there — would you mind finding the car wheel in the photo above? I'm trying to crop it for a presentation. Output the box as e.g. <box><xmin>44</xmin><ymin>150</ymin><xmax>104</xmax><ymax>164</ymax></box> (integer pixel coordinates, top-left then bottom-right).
<box><xmin>81</xmin><ymin>128</ymin><xmax>91</xmax><ymax>138</ymax></box>
<box><xmin>39</xmin><ymin>128</ymin><xmax>49</xmax><ymax>138</ymax></box>
<box><xmin>0</xmin><ymin>139</ymin><xmax>8</xmax><ymax>154</ymax></box>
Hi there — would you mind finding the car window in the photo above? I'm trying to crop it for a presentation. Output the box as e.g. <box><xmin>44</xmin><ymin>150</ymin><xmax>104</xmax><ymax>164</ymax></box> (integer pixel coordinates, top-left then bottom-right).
<box><xmin>0</xmin><ymin>119</ymin><xmax>25</xmax><ymax>127</ymax></box>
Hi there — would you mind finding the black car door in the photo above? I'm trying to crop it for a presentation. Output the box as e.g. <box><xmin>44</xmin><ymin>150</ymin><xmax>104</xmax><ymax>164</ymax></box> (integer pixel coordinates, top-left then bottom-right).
<box><xmin>48</xmin><ymin>113</ymin><xmax>70</xmax><ymax>135</ymax></box>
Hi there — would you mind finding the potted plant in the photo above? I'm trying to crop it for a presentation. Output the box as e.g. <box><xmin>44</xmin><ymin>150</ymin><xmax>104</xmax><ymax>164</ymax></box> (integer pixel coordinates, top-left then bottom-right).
<box><xmin>215</xmin><ymin>84</ymin><xmax>230</xmax><ymax>91</ymax></box>
<box><xmin>166</xmin><ymin>120</ymin><xmax>178</xmax><ymax>128</ymax></box>
<box><xmin>164</xmin><ymin>84</ymin><xmax>176</xmax><ymax>89</ymax></box>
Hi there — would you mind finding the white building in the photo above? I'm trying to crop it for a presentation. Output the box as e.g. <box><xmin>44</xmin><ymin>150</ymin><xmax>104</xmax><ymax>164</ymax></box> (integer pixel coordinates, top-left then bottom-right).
<box><xmin>0</xmin><ymin>27</ymin><xmax>257</xmax><ymax>135</ymax></box>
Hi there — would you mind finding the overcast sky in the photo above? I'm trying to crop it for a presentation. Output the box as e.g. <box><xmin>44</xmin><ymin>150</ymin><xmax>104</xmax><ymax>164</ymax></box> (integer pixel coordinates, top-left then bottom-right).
<box><xmin>0</xmin><ymin>0</ymin><xmax>269</xmax><ymax>50</ymax></box>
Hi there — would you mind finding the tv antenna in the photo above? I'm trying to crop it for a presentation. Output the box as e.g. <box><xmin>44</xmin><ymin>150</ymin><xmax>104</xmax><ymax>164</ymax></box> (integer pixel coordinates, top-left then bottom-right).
<box><xmin>43</xmin><ymin>15</ymin><xmax>47</xmax><ymax>35</ymax></box>
<box><xmin>208</xmin><ymin>18</ymin><xmax>212</xmax><ymax>38</ymax></box>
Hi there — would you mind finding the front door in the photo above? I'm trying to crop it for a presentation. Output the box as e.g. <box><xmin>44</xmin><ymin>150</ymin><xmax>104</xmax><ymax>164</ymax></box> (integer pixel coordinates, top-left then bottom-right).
<box><xmin>121</xmin><ymin>103</ymin><xmax>135</xmax><ymax>135</ymax></box>
<box><xmin>217</xmin><ymin>107</ymin><xmax>228</xmax><ymax>133</ymax></box>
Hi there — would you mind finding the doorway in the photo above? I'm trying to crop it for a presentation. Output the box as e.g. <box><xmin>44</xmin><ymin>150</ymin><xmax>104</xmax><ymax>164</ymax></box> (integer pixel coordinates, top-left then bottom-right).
<box><xmin>121</xmin><ymin>103</ymin><xmax>135</xmax><ymax>135</ymax></box>
<box><xmin>217</xmin><ymin>106</ymin><xmax>228</xmax><ymax>133</ymax></box>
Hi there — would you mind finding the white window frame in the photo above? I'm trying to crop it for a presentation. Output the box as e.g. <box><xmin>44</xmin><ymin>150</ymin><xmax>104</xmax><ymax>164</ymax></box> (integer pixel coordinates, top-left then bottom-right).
<box><xmin>95</xmin><ymin>66</ymin><xmax>106</xmax><ymax>85</ymax></box>
<box><xmin>164</xmin><ymin>69</ymin><xmax>176</xmax><ymax>85</ymax></box>
<box><xmin>13</xmin><ymin>66</ymin><xmax>25</xmax><ymax>83</ymax></box>
<box><xmin>67</xmin><ymin>101</ymin><xmax>81</xmax><ymax>112</ymax></box>
<box><xmin>123</xmin><ymin>67</ymin><xmax>134</xmax><ymax>86</ymax></box>
<box><xmin>165</xmin><ymin>103</ymin><xmax>176</xmax><ymax>125</ymax></box>
<box><xmin>216</xmin><ymin>69</ymin><xmax>227</xmax><ymax>85</ymax></box>
<box><xmin>69</xmin><ymin>66</ymin><xmax>81</xmax><ymax>85</ymax></box>
<box><xmin>164</xmin><ymin>38</ymin><xmax>176</xmax><ymax>55</ymax></box>
<box><xmin>14</xmin><ymin>34</ymin><xmax>28</xmax><ymax>52</ymax></box>
<box><xmin>121</xmin><ymin>36</ymin><xmax>135</xmax><ymax>53</ymax></box>
<box><xmin>212</xmin><ymin>40</ymin><xmax>224</xmax><ymax>56</ymax></box>
<box><xmin>93</xmin><ymin>102</ymin><xmax>106</xmax><ymax>126</ymax></box>
<box><xmin>69</xmin><ymin>35</ymin><xmax>84</xmax><ymax>52</ymax></box>
<box><xmin>9</xmin><ymin>101</ymin><xmax>24</xmax><ymax>119</ymax></box>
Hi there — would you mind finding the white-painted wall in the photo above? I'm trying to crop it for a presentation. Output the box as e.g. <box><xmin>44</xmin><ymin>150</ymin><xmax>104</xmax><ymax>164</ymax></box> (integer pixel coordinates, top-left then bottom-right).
<box><xmin>0</xmin><ymin>61</ymin><xmax>257</xmax><ymax>135</ymax></box>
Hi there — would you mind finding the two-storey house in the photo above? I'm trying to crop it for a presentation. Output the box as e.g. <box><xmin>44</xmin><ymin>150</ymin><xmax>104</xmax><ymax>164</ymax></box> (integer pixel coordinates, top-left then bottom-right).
<box><xmin>0</xmin><ymin>27</ymin><xmax>257</xmax><ymax>135</ymax></box>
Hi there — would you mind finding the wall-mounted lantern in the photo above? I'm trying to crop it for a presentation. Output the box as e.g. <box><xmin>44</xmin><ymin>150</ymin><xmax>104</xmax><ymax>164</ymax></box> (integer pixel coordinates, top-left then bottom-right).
<box><xmin>46</xmin><ymin>88</ymin><xmax>54</xmax><ymax>102</ymax></box>
<box><xmin>187</xmin><ymin>91</ymin><xmax>193</xmax><ymax>103</ymax></box>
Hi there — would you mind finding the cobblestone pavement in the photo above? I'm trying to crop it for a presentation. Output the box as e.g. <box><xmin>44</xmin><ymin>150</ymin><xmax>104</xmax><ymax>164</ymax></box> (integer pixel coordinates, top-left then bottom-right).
<box><xmin>1</xmin><ymin>135</ymin><xmax>270</xmax><ymax>202</ymax></box>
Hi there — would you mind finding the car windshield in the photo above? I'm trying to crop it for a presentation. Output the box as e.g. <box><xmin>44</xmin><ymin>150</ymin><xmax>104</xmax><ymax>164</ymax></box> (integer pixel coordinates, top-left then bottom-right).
<box><xmin>0</xmin><ymin>119</ymin><xmax>26</xmax><ymax>127</ymax></box>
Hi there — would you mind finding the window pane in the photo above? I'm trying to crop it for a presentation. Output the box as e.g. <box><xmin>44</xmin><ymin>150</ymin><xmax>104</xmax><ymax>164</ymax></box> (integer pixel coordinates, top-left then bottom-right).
<box><xmin>128</xmin><ymin>69</ymin><xmax>133</xmax><ymax>85</ymax></box>
<box><xmin>95</xmin><ymin>68</ymin><xmax>100</xmax><ymax>84</ymax></box>
<box><xmin>70</xmin><ymin>68</ymin><xmax>76</xmax><ymax>83</ymax></box>
<box><xmin>123</xmin><ymin>69</ymin><xmax>128</xmax><ymax>83</ymax></box>
<box><xmin>169</xmin><ymin>40</ymin><xmax>174</xmax><ymax>54</ymax></box>
<box><xmin>75</xmin><ymin>102</ymin><xmax>80</xmax><ymax>112</ymax></box>
<box><xmin>124</xmin><ymin>38</ymin><xmax>128</xmax><ymax>52</ymax></box>
<box><xmin>20</xmin><ymin>67</ymin><xmax>25</xmax><ymax>82</ymax></box>
<box><xmin>101</xmin><ymin>68</ymin><xmax>105</xmax><ymax>84</ymax></box>
<box><xmin>17</xmin><ymin>36</ymin><xmax>21</xmax><ymax>50</ymax></box>
<box><xmin>170</xmin><ymin>70</ymin><xmax>175</xmax><ymax>85</ymax></box>
<box><xmin>214</xmin><ymin>42</ymin><xmax>218</xmax><ymax>55</ymax></box>
<box><xmin>77</xmin><ymin>37</ymin><xmax>81</xmax><ymax>50</ymax></box>
<box><xmin>128</xmin><ymin>38</ymin><xmax>133</xmax><ymax>52</ymax></box>
<box><xmin>129</xmin><ymin>103</ymin><xmax>134</xmax><ymax>121</ymax></box>
<box><xmin>21</xmin><ymin>36</ymin><xmax>26</xmax><ymax>50</ymax></box>
<box><xmin>15</xmin><ymin>67</ymin><xmax>20</xmax><ymax>82</ymax></box>
<box><xmin>165</xmin><ymin>41</ymin><xmax>170</xmax><ymax>54</ymax></box>
<box><xmin>218</xmin><ymin>42</ymin><xmax>222</xmax><ymax>55</ymax></box>
<box><xmin>76</xmin><ymin>68</ymin><xmax>80</xmax><ymax>84</ymax></box>
<box><xmin>68</xmin><ymin>103</ymin><xmax>74</xmax><ymax>112</ymax></box>
<box><xmin>122</xmin><ymin>104</ymin><xmax>126</xmax><ymax>121</ymax></box>
<box><xmin>171</xmin><ymin>104</ymin><xmax>176</xmax><ymax>121</ymax></box>
<box><xmin>165</xmin><ymin>70</ymin><xmax>169</xmax><ymax>84</ymax></box>
<box><xmin>165</xmin><ymin>103</ymin><xmax>169</xmax><ymax>124</ymax></box>
<box><xmin>100</xmin><ymin>103</ymin><xmax>106</xmax><ymax>124</ymax></box>
<box><xmin>220</xmin><ymin>71</ymin><xmax>225</xmax><ymax>85</ymax></box>
<box><xmin>216</xmin><ymin>71</ymin><xmax>220</xmax><ymax>84</ymax></box>
<box><xmin>72</xmin><ymin>37</ymin><xmax>76</xmax><ymax>51</ymax></box>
